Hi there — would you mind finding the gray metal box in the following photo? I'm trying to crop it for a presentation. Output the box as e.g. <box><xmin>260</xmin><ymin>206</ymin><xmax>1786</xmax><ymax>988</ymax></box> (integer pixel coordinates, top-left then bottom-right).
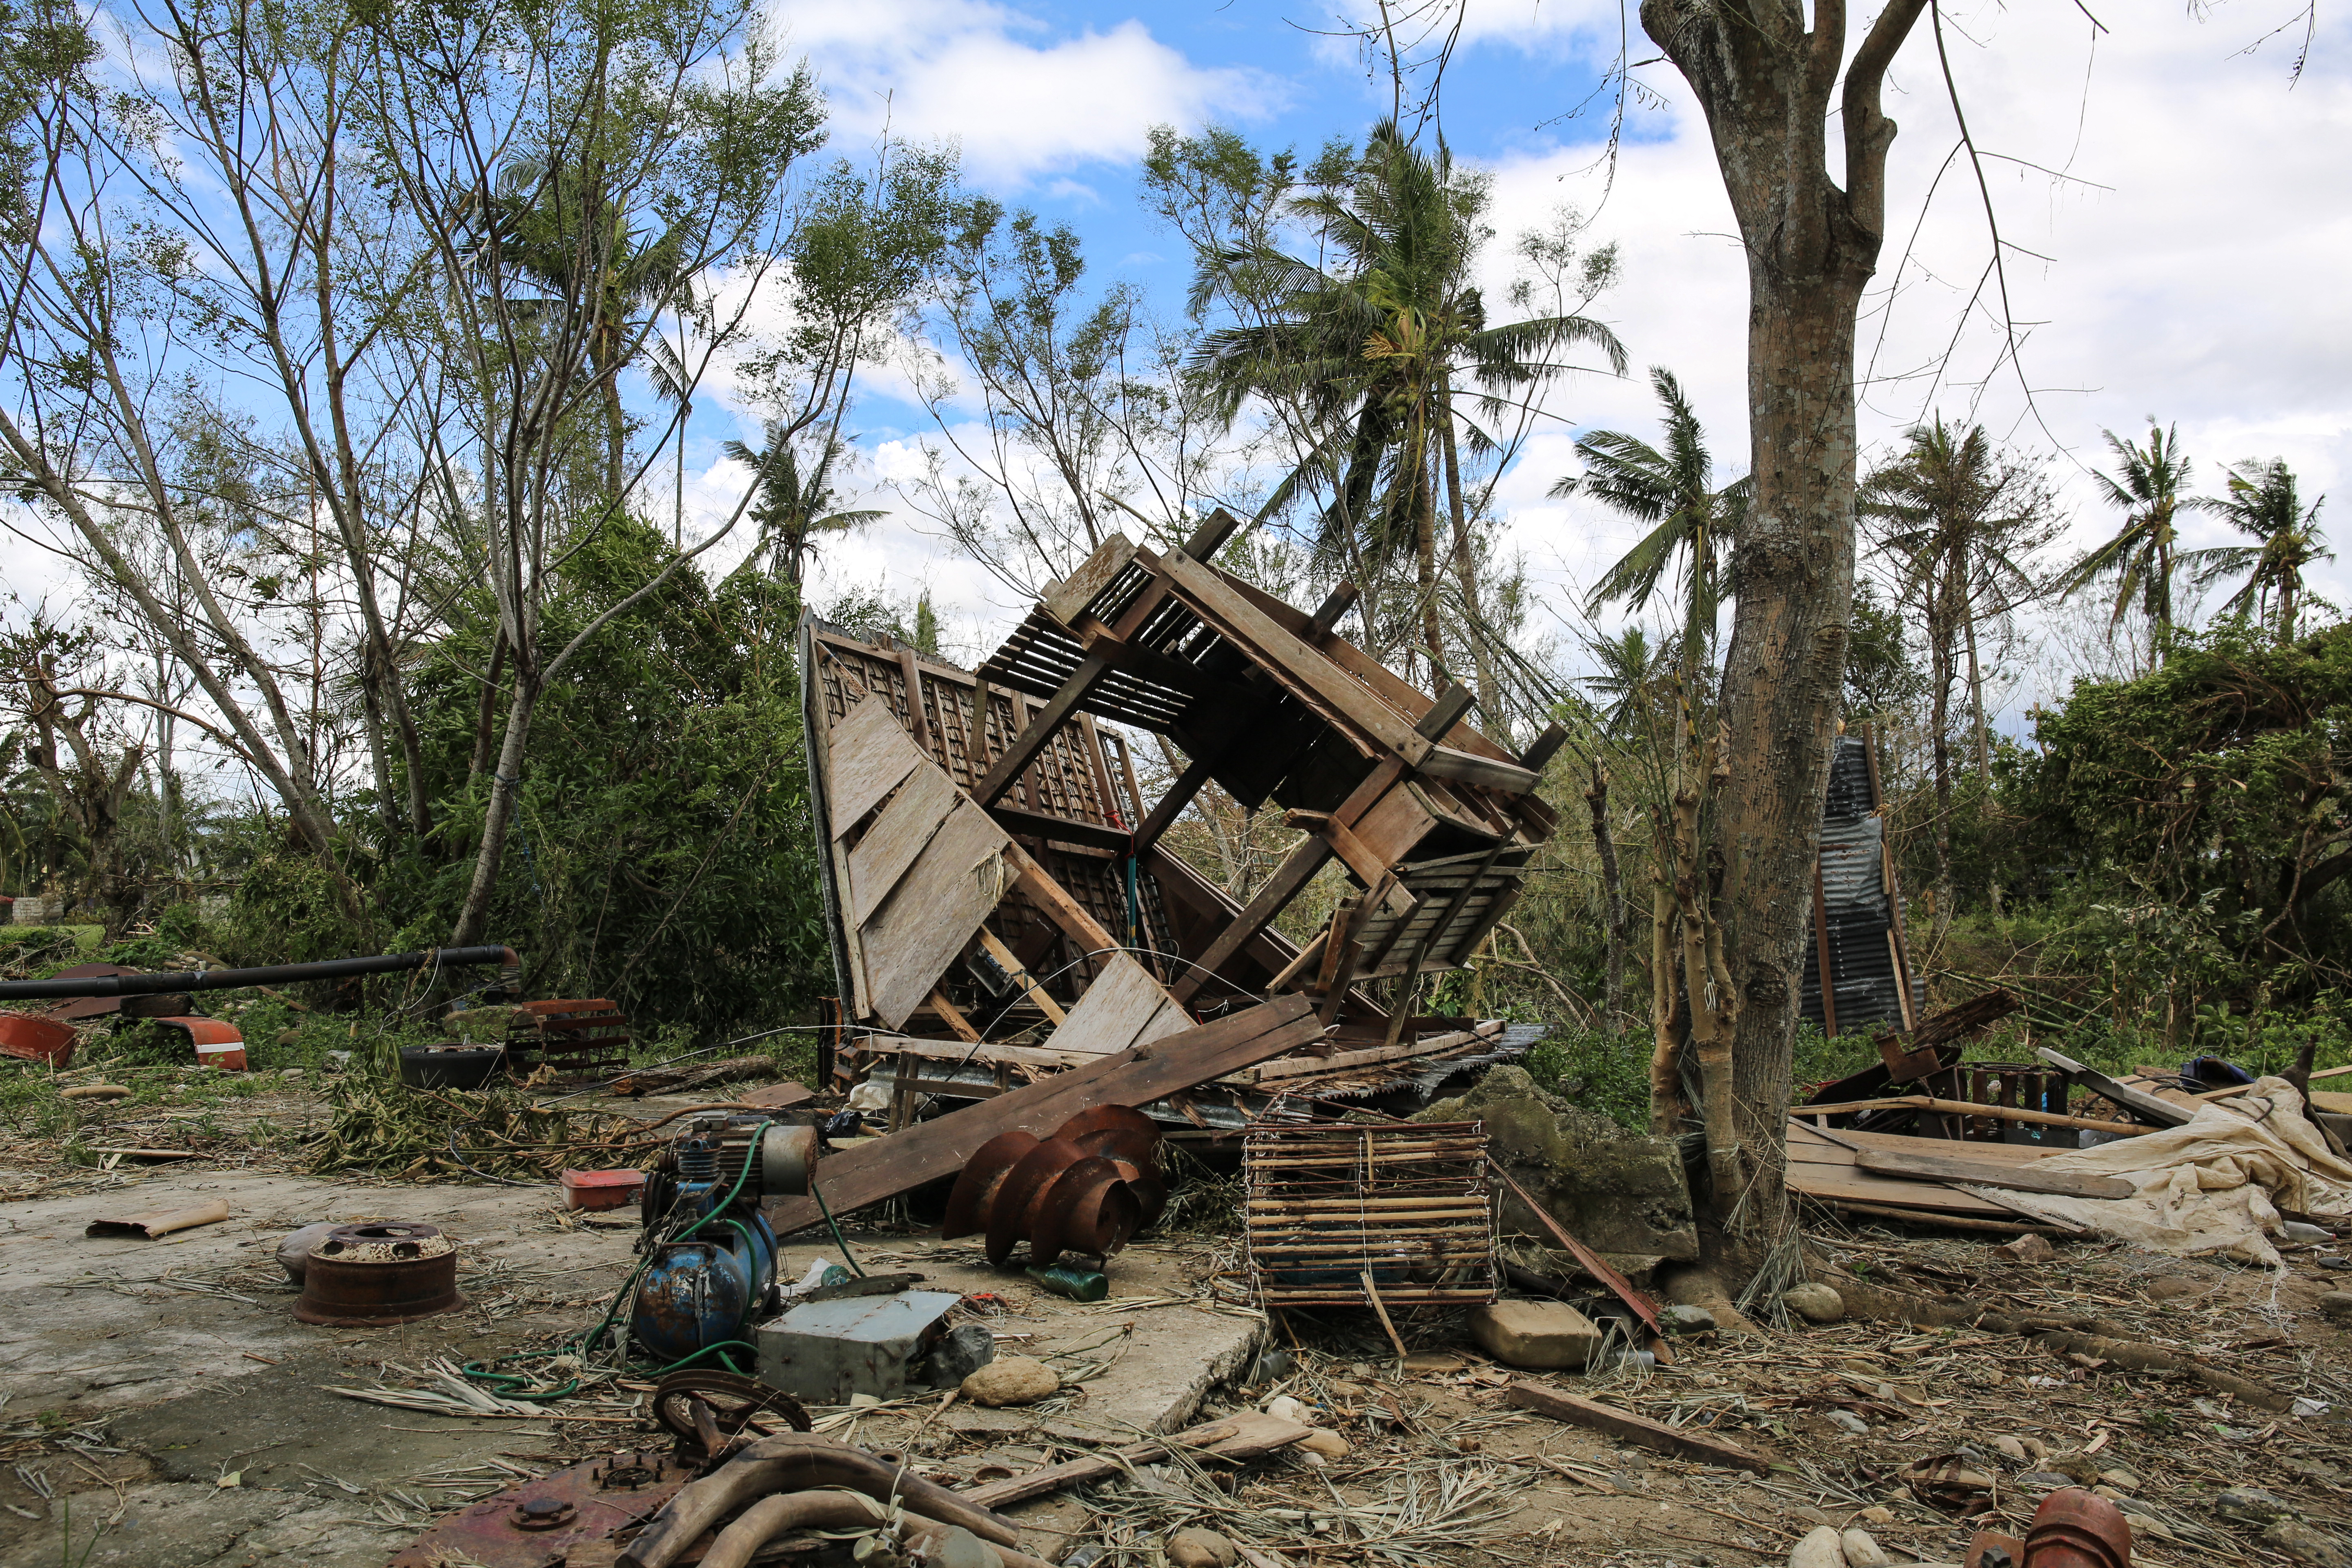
<box><xmin>753</xmin><ymin>1290</ymin><xmax>964</xmax><ymax>1404</ymax></box>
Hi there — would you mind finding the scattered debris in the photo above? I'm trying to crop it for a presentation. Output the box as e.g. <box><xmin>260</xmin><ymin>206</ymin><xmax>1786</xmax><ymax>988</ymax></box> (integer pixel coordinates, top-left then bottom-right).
<box><xmin>753</xmin><ymin>1290</ymin><xmax>969</xmax><ymax>1403</ymax></box>
<box><xmin>82</xmin><ymin>1197</ymin><xmax>230</xmax><ymax>1238</ymax></box>
<box><xmin>1503</xmin><ymin>1380</ymin><xmax>1771</xmax><ymax>1472</ymax></box>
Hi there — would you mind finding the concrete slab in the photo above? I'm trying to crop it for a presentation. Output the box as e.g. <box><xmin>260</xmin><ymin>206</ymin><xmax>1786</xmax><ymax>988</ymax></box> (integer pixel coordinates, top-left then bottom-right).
<box><xmin>0</xmin><ymin>1172</ymin><xmax>1262</xmax><ymax>1566</ymax></box>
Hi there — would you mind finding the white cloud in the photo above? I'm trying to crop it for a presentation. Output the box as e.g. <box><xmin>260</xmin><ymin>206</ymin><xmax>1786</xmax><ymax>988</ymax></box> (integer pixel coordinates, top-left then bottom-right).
<box><xmin>777</xmin><ymin>0</ymin><xmax>1283</xmax><ymax>187</ymax></box>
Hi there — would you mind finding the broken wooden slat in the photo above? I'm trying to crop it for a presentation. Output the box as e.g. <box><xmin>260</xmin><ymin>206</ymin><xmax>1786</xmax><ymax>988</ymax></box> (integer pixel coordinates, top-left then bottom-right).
<box><xmin>1505</xmin><ymin>1383</ymin><xmax>1770</xmax><ymax>1473</ymax></box>
<box><xmin>762</xmin><ymin>996</ymin><xmax>1321</xmax><ymax>1234</ymax></box>
<box><xmin>1048</xmin><ymin>951</ymin><xmax>1190</xmax><ymax>1055</ymax></box>
<box><xmin>960</xmin><ymin>1412</ymin><xmax>1314</xmax><ymax>1510</ymax></box>
<box><xmin>846</xmin><ymin>762</ymin><xmax>959</xmax><ymax>913</ymax></box>
<box><xmin>1239</xmin><ymin>1031</ymin><xmax>1479</xmax><ymax>1082</ymax></box>
<box><xmin>1854</xmin><ymin>1148</ymin><xmax>2135</xmax><ymax>1200</ymax></box>
<box><xmin>1489</xmin><ymin>1165</ymin><xmax>1663</xmax><ymax>1336</ymax></box>
<box><xmin>1802</xmin><ymin>1096</ymin><xmax>2149</xmax><ymax>1135</ymax></box>
<box><xmin>826</xmin><ymin>696</ymin><xmax>929</xmax><ymax>833</ymax></box>
<box><xmin>1814</xmin><ymin>1200</ymin><xmax>2075</xmax><ymax>1238</ymax></box>
<box><xmin>976</xmin><ymin>927</ymin><xmax>1065</xmax><ymax>1025</ymax></box>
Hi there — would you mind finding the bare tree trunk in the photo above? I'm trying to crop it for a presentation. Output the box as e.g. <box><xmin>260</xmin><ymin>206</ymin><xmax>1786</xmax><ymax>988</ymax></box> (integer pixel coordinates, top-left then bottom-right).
<box><xmin>452</xmin><ymin>675</ymin><xmax>538</xmax><ymax>945</ymax></box>
<box><xmin>1586</xmin><ymin>760</ymin><xmax>1627</xmax><ymax>1035</ymax></box>
<box><xmin>1411</xmin><ymin>421</ymin><xmax>1444</xmax><ymax>685</ymax></box>
<box><xmin>1647</xmin><ymin>856</ymin><xmax>1682</xmax><ymax>1136</ymax></box>
<box><xmin>1641</xmin><ymin>0</ymin><xmax>1928</xmax><ymax>1247</ymax></box>
<box><xmin>1929</xmin><ymin>593</ymin><xmax>1954</xmax><ymax>947</ymax></box>
<box><xmin>1439</xmin><ymin>394</ymin><xmax>1501</xmax><ymax>735</ymax></box>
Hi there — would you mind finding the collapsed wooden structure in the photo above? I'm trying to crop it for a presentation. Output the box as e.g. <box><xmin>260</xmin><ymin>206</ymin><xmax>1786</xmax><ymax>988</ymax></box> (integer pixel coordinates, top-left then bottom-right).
<box><xmin>797</xmin><ymin>512</ymin><xmax>1558</xmax><ymax>1121</ymax></box>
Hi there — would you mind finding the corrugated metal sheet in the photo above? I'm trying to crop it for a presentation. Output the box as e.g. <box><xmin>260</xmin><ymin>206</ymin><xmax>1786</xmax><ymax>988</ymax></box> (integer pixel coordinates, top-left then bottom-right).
<box><xmin>1800</xmin><ymin>735</ymin><xmax>1921</xmax><ymax>1034</ymax></box>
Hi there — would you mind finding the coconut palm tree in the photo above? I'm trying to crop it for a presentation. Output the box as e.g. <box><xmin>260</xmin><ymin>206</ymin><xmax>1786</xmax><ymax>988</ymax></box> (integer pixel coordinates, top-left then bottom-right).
<box><xmin>721</xmin><ymin>427</ymin><xmax>885</xmax><ymax>586</ymax></box>
<box><xmin>1861</xmin><ymin>418</ymin><xmax>2053</xmax><ymax>938</ymax></box>
<box><xmin>1557</xmin><ymin>367</ymin><xmax>1749</xmax><ymax>680</ymax></box>
<box><xmin>2056</xmin><ymin>421</ymin><xmax>2198</xmax><ymax>649</ymax></box>
<box><xmin>1189</xmin><ymin>121</ymin><xmax>1625</xmax><ymax>686</ymax></box>
<box><xmin>2192</xmin><ymin>459</ymin><xmax>2332</xmax><ymax>642</ymax></box>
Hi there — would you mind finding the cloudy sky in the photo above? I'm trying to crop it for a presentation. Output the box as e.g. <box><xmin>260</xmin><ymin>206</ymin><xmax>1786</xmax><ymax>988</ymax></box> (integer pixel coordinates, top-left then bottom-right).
<box><xmin>731</xmin><ymin>0</ymin><xmax>2350</xmax><ymax>719</ymax></box>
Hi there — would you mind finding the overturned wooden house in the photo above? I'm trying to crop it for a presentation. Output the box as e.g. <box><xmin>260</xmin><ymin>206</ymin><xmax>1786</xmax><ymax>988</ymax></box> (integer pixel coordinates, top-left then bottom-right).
<box><xmin>798</xmin><ymin>513</ymin><xmax>1552</xmax><ymax>1127</ymax></box>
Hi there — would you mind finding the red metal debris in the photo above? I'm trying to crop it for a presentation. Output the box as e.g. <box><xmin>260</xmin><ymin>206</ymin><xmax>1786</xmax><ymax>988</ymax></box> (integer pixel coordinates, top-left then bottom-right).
<box><xmin>388</xmin><ymin>1449</ymin><xmax>699</xmax><ymax>1568</ymax></box>
<box><xmin>0</xmin><ymin>1014</ymin><xmax>76</xmax><ymax>1066</ymax></box>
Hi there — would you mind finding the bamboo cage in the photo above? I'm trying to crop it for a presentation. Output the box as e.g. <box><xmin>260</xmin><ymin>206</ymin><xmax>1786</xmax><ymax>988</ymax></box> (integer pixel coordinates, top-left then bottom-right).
<box><xmin>1242</xmin><ymin>1120</ymin><xmax>1497</xmax><ymax>1308</ymax></box>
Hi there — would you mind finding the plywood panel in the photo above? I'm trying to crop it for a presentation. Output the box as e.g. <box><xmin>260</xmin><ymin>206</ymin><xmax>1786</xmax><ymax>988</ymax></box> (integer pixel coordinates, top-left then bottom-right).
<box><xmin>828</xmin><ymin>697</ymin><xmax>929</xmax><ymax>835</ymax></box>
<box><xmin>1048</xmin><ymin>950</ymin><xmax>1188</xmax><ymax>1056</ymax></box>
<box><xmin>846</xmin><ymin>762</ymin><xmax>959</xmax><ymax>915</ymax></box>
<box><xmin>860</xmin><ymin>799</ymin><xmax>1014</xmax><ymax>1029</ymax></box>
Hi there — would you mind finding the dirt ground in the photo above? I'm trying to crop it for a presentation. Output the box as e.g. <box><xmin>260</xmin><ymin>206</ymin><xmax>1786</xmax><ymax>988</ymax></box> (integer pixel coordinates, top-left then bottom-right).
<box><xmin>9</xmin><ymin>1074</ymin><xmax>2352</xmax><ymax>1568</ymax></box>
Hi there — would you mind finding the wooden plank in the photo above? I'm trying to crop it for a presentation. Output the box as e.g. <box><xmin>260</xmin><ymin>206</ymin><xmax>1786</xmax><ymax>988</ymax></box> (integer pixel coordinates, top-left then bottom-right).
<box><xmin>1285</xmin><ymin>811</ymin><xmax>1416</xmax><ymax>916</ymax></box>
<box><xmin>1042</xmin><ymin>533</ymin><xmax>1141</xmax><ymax>627</ymax></box>
<box><xmin>1804</xmin><ymin>1096</ymin><xmax>2151</xmax><ymax>1135</ymax></box>
<box><xmin>845</xmin><ymin>762</ymin><xmax>959</xmax><ymax>914</ymax></box>
<box><xmin>826</xmin><ymin>695</ymin><xmax>927</xmax><ymax>834</ymax></box>
<box><xmin>1506</xmin><ymin>1384</ymin><xmax>1769</xmax><ymax>1474</ymax></box>
<box><xmin>1415</xmin><ymin>683</ymin><xmax>1477</xmax><ymax>740</ymax></box>
<box><xmin>1855</xmin><ymin>1149</ymin><xmax>2135</xmax><ymax>1200</ymax></box>
<box><xmin>977</xmin><ymin>927</ymin><xmax>1066</xmax><ymax>1025</ymax></box>
<box><xmin>1170</xmin><ymin>836</ymin><xmax>1332</xmax><ymax>1004</ymax></box>
<box><xmin>1826</xmin><ymin>1128</ymin><xmax>2061</xmax><ymax>1165</ymax></box>
<box><xmin>763</xmin><ymin>997</ymin><xmax>1322</xmax><ymax>1234</ymax></box>
<box><xmin>842</xmin><ymin>1034</ymin><xmax>1096</xmax><ymax>1071</ymax></box>
<box><xmin>859</xmin><ymin>800</ymin><xmax>1014</xmax><ymax>1030</ymax></box>
<box><xmin>1819</xmin><ymin>1200</ymin><xmax>2075</xmax><ymax>1238</ymax></box>
<box><xmin>2034</xmin><ymin>1047</ymin><xmax>2195</xmax><ymax>1127</ymax></box>
<box><xmin>987</xmin><ymin>801</ymin><xmax>1131</xmax><ymax>851</ymax></box>
<box><xmin>1134</xmin><ymin>751</ymin><xmax>1216</xmax><ymax>853</ymax></box>
<box><xmin>962</xmin><ymin>1413</ymin><xmax>1312</xmax><ymax>1510</ymax></box>
<box><xmin>927</xmin><ymin>991</ymin><xmax>983</xmax><ymax>1045</ymax></box>
<box><xmin>1784</xmin><ymin>1165</ymin><xmax>2017</xmax><ymax>1218</ymax></box>
<box><xmin>1417</xmin><ymin>744</ymin><xmax>1539</xmax><ymax>795</ymax></box>
<box><xmin>1159</xmin><ymin>549</ymin><xmax>1430</xmax><ymax>764</ymax></box>
<box><xmin>1239</xmin><ymin>1030</ymin><xmax>1479</xmax><ymax>1082</ymax></box>
<box><xmin>975</xmin><ymin>653</ymin><xmax>1112</xmax><ymax>807</ymax></box>
<box><xmin>1004</xmin><ymin>840</ymin><xmax>1123</xmax><ymax>956</ymax></box>
<box><xmin>1490</xmin><ymin>1165</ymin><xmax>1662</xmax><ymax>1336</ymax></box>
<box><xmin>898</xmin><ymin>647</ymin><xmax>934</xmax><ymax>754</ymax></box>
<box><xmin>1049</xmin><ymin>951</ymin><xmax>1189</xmax><ymax>1056</ymax></box>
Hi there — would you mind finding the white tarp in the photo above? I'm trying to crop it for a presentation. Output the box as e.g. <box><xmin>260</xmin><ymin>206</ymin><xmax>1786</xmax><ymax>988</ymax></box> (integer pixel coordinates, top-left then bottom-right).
<box><xmin>1962</xmin><ymin>1077</ymin><xmax>2352</xmax><ymax>1266</ymax></box>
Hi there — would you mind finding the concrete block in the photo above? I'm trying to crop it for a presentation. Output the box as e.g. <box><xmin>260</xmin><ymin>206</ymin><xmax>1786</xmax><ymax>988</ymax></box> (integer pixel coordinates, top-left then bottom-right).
<box><xmin>1466</xmin><ymin>1299</ymin><xmax>1604</xmax><ymax>1369</ymax></box>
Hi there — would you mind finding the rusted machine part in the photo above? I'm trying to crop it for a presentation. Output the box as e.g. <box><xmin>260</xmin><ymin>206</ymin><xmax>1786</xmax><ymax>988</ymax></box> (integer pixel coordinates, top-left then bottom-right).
<box><xmin>943</xmin><ymin>1107</ymin><xmax>1164</xmax><ymax>1267</ymax></box>
<box><xmin>388</xmin><ymin>1448</ymin><xmax>697</xmax><ymax>1568</ymax></box>
<box><xmin>616</xmin><ymin>1433</ymin><xmax>1020</xmax><ymax>1568</ymax></box>
<box><xmin>942</xmin><ymin>1130</ymin><xmax>1040</xmax><ymax>1241</ymax></box>
<box><xmin>2022</xmin><ymin>1488</ymin><xmax>2132</xmax><ymax>1568</ymax></box>
<box><xmin>650</xmin><ymin>1368</ymin><xmax>810</xmax><ymax>1455</ymax></box>
<box><xmin>1030</xmin><ymin>1160</ymin><xmax>1142</xmax><ymax>1267</ymax></box>
<box><xmin>292</xmin><ymin>1222</ymin><xmax>464</xmax><ymax>1326</ymax></box>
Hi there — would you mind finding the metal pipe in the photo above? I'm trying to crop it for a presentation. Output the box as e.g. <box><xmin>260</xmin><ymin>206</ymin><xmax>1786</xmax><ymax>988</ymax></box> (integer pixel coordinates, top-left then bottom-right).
<box><xmin>0</xmin><ymin>946</ymin><xmax>521</xmax><ymax>1000</ymax></box>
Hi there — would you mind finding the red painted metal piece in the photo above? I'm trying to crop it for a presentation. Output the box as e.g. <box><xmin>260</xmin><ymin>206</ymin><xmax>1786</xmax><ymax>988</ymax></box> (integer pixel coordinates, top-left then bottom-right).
<box><xmin>158</xmin><ymin>1016</ymin><xmax>245</xmax><ymax>1071</ymax></box>
<box><xmin>388</xmin><ymin>1449</ymin><xmax>698</xmax><ymax>1568</ymax></box>
<box><xmin>564</xmin><ymin>1168</ymin><xmax>648</xmax><ymax>1211</ymax></box>
<box><xmin>2025</xmin><ymin>1488</ymin><xmax>2132</xmax><ymax>1568</ymax></box>
<box><xmin>0</xmin><ymin>1013</ymin><xmax>76</xmax><ymax>1066</ymax></box>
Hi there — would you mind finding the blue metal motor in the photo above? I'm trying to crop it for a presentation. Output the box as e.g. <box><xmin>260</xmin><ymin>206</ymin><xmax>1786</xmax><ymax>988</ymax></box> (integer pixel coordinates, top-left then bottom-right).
<box><xmin>629</xmin><ymin>1114</ymin><xmax>815</xmax><ymax>1366</ymax></box>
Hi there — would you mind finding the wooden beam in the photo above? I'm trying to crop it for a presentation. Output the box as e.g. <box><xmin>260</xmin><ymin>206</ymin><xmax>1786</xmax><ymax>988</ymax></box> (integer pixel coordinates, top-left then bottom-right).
<box><xmin>927</xmin><ymin>990</ymin><xmax>982</xmax><ymax>1044</ymax></box>
<box><xmin>973</xmin><ymin>652</ymin><xmax>1110</xmax><ymax>807</ymax></box>
<box><xmin>1043</xmin><ymin>534</ymin><xmax>1142</xmax><ymax>627</ymax></box>
<box><xmin>1284</xmin><ymin>810</ymin><xmax>1416</xmax><ymax>917</ymax></box>
<box><xmin>1169</xmin><ymin>835</ymin><xmax>1333</xmax><ymax>1004</ymax></box>
<box><xmin>1415</xmin><ymin>682</ymin><xmax>1477</xmax><ymax>741</ymax></box>
<box><xmin>1307</xmin><ymin>580</ymin><xmax>1359</xmax><ymax>639</ymax></box>
<box><xmin>1517</xmin><ymin>723</ymin><xmax>1568</xmax><ymax>772</ymax></box>
<box><xmin>985</xmin><ymin>802</ymin><xmax>1133</xmax><ymax>853</ymax></box>
<box><xmin>1506</xmin><ymin>1383</ymin><xmax>1769</xmax><ymax>1474</ymax></box>
<box><xmin>897</xmin><ymin>647</ymin><xmax>933</xmax><ymax>754</ymax></box>
<box><xmin>1264</xmin><ymin>929</ymin><xmax>1328</xmax><ymax>993</ymax></box>
<box><xmin>1004</xmin><ymin>840</ymin><xmax>1123</xmax><ymax>957</ymax></box>
<box><xmin>1159</xmin><ymin>549</ymin><xmax>1430</xmax><ymax>764</ymax></box>
<box><xmin>1417</xmin><ymin>744</ymin><xmax>1539</xmax><ymax>794</ymax></box>
<box><xmin>1134</xmin><ymin>752</ymin><xmax>1215</xmax><ymax>852</ymax></box>
<box><xmin>2034</xmin><ymin>1047</ymin><xmax>2195</xmax><ymax>1127</ymax></box>
<box><xmin>977</xmin><ymin>927</ymin><xmax>1066</xmax><ymax>1025</ymax></box>
<box><xmin>1854</xmin><ymin>1148</ymin><xmax>2135</xmax><ymax>1200</ymax></box>
<box><xmin>762</xmin><ymin>997</ymin><xmax>1322</xmax><ymax>1234</ymax></box>
<box><xmin>1803</xmin><ymin>1096</ymin><xmax>2152</xmax><ymax>1134</ymax></box>
<box><xmin>1182</xmin><ymin>506</ymin><xmax>1248</xmax><ymax>560</ymax></box>
<box><xmin>839</xmin><ymin>1033</ymin><xmax>1098</xmax><ymax>1071</ymax></box>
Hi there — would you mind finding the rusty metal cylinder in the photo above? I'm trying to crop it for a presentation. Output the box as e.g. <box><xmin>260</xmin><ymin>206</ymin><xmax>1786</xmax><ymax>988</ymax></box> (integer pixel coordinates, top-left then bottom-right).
<box><xmin>293</xmin><ymin>1222</ymin><xmax>464</xmax><ymax>1325</ymax></box>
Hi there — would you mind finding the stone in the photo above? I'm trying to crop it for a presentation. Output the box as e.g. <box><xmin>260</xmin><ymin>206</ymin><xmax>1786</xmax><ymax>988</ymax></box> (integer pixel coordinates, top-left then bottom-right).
<box><xmin>1789</xmin><ymin>1524</ymin><xmax>1847</xmax><ymax>1568</ymax></box>
<box><xmin>1467</xmin><ymin>1300</ymin><xmax>1605</xmax><ymax>1370</ymax></box>
<box><xmin>2265</xmin><ymin>1521</ymin><xmax>2352</xmax><ymax>1568</ymax></box>
<box><xmin>1993</xmin><ymin>1234</ymin><xmax>2055</xmax><ymax>1263</ymax></box>
<box><xmin>923</xmin><ymin>1323</ymin><xmax>996</xmax><ymax>1389</ymax></box>
<box><xmin>1783</xmin><ymin>1283</ymin><xmax>1846</xmax><ymax>1324</ymax></box>
<box><xmin>918</xmin><ymin>1525</ymin><xmax>998</xmax><ymax>1568</ymax></box>
<box><xmin>1265</xmin><ymin>1394</ymin><xmax>1310</xmax><ymax>1424</ymax></box>
<box><xmin>278</xmin><ymin>1068</ymin><xmax>305</xmax><ymax>1079</ymax></box>
<box><xmin>1991</xmin><ymin>1435</ymin><xmax>2030</xmax><ymax>1463</ymax></box>
<box><xmin>1827</xmin><ymin>1410</ymin><xmax>1870</xmax><ymax>1436</ymax></box>
<box><xmin>2215</xmin><ymin>1486</ymin><xmax>2298</xmax><ymax>1525</ymax></box>
<box><xmin>1164</xmin><ymin>1528</ymin><xmax>1239</xmax><ymax>1568</ymax></box>
<box><xmin>275</xmin><ymin>1221</ymin><xmax>339</xmax><ymax>1285</ymax></box>
<box><xmin>2285</xmin><ymin>1457</ymin><xmax>2346</xmax><ymax>1484</ymax></box>
<box><xmin>960</xmin><ymin>1356</ymin><xmax>1060</xmax><ymax>1408</ymax></box>
<box><xmin>1856</xmin><ymin>1508</ymin><xmax>1895</xmax><ymax>1526</ymax></box>
<box><xmin>1417</xmin><ymin>1067</ymin><xmax>1697</xmax><ymax>1261</ymax></box>
<box><xmin>1840</xmin><ymin>1528</ymin><xmax>1891</xmax><ymax>1568</ymax></box>
<box><xmin>2017</xmin><ymin>1472</ymin><xmax>2075</xmax><ymax>1490</ymax></box>
<box><xmin>1661</xmin><ymin>1304</ymin><xmax>1718</xmax><ymax>1335</ymax></box>
<box><xmin>2318</xmin><ymin>1292</ymin><xmax>2352</xmax><ymax>1321</ymax></box>
<box><xmin>1297</xmin><ymin>1429</ymin><xmax>1350</xmax><ymax>1459</ymax></box>
<box><xmin>2145</xmin><ymin>1276</ymin><xmax>2202</xmax><ymax>1300</ymax></box>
